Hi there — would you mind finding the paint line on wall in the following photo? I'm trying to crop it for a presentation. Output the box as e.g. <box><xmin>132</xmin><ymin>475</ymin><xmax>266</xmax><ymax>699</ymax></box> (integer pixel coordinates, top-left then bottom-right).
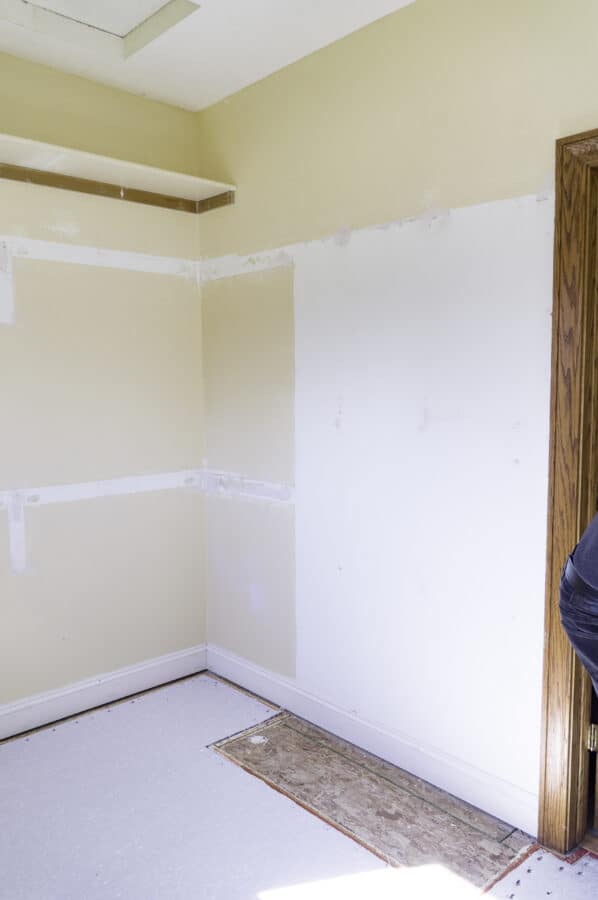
<box><xmin>0</xmin><ymin>240</ymin><xmax>14</xmax><ymax>324</ymax></box>
<box><xmin>0</xmin><ymin>467</ymin><xmax>293</xmax><ymax>573</ymax></box>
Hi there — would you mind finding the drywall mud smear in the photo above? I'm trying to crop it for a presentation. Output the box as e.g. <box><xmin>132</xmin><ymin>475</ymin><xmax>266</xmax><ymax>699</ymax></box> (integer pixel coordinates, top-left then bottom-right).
<box><xmin>201</xmin><ymin>266</ymin><xmax>294</xmax><ymax>485</ymax></box>
<box><xmin>206</xmin><ymin>494</ymin><xmax>295</xmax><ymax>677</ymax></box>
<box><xmin>0</xmin><ymin>259</ymin><xmax>202</xmax><ymax>488</ymax></box>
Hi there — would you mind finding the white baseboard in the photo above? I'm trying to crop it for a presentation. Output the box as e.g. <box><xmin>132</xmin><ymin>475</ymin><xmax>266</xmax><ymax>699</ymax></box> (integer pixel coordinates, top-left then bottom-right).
<box><xmin>0</xmin><ymin>644</ymin><xmax>207</xmax><ymax>740</ymax></box>
<box><xmin>206</xmin><ymin>644</ymin><xmax>539</xmax><ymax>837</ymax></box>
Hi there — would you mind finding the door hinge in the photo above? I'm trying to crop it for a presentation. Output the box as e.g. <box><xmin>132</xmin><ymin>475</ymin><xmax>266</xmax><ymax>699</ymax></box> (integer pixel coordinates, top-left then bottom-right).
<box><xmin>588</xmin><ymin>724</ymin><xmax>598</xmax><ymax>752</ymax></box>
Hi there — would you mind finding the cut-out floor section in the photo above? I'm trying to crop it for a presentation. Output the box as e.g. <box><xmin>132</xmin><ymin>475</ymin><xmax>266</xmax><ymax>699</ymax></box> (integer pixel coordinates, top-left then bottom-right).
<box><xmin>215</xmin><ymin>712</ymin><xmax>533</xmax><ymax>888</ymax></box>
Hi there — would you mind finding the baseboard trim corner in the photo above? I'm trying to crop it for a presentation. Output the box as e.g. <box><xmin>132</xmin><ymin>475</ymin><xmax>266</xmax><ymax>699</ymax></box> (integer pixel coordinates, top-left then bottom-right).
<box><xmin>0</xmin><ymin>643</ymin><xmax>207</xmax><ymax>740</ymax></box>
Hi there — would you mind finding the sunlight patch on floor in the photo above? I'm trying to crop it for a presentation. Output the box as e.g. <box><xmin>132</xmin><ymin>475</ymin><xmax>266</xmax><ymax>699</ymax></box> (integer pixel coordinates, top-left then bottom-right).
<box><xmin>258</xmin><ymin>864</ymin><xmax>482</xmax><ymax>899</ymax></box>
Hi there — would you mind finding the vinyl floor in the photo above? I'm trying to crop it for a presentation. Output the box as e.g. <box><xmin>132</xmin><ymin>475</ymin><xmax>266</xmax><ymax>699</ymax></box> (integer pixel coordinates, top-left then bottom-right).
<box><xmin>2</xmin><ymin>672</ymin><xmax>597</xmax><ymax>899</ymax></box>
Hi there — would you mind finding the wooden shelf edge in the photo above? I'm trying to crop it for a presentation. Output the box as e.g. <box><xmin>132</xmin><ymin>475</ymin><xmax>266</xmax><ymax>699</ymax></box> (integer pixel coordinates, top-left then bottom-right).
<box><xmin>0</xmin><ymin>133</ymin><xmax>236</xmax><ymax>215</ymax></box>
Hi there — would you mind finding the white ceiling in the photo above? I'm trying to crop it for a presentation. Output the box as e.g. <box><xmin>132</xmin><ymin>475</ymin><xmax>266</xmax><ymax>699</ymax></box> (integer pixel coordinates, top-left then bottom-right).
<box><xmin>0</xmin><ymin>0</ymin><xmax>415</xmax><ymax>111</ymax></box>
<box><xmin>32</xmin><ymin>1</ymin><xmax>168</xmax><ymax>38</ymax></box>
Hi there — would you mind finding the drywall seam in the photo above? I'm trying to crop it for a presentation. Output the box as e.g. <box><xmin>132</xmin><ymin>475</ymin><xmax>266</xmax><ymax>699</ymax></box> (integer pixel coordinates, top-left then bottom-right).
<box><xmin>0</xmin><ymin>240</ymin><xmax>14</xmax><ymax>323</ymax></box>
<box><xmin>206</xmin><ymin>644</ymin><xmax>539</xmax><ymax>836</ymax></box>
<box><xmin>199</xmin><ymin>191</ymin><xmax>555</xmax><ymax>283</ymax></box>
<box><xmin>0</xmin><ymin>468</ymin><xmax>294</xmax><ymax>573</ymax></box>
<box><xmin>0</xmin><ymin>643</ymin><xmax>208</xmax><ymax>740</ymax></box>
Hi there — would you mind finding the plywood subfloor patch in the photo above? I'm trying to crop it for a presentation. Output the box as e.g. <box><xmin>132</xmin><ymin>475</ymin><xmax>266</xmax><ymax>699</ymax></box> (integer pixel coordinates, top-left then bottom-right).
<box><xmin>0</xmin><ymin>675</ymin><xmax>387</xmax><ymax>899</ymax></box>
<box><xmin>215</xmin><ymin>714</ymin><xmax>533</xmax><ymax>889</ymax></box>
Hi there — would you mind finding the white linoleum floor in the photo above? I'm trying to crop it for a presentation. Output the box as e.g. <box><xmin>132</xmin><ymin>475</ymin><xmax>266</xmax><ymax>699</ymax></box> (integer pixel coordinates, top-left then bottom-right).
<box><xmin>1</xmin><ymin>675</ymin><xmax>388</xmax><ymax>899</ymax></box>
<box><xmin>2</xmin><ymin>673</ymin><xmax>598</xmax><ymax>899</ymax></box>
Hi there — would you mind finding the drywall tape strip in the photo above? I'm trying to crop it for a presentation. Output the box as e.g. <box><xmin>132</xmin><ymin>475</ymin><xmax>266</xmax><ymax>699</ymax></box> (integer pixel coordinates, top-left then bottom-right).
<box><xmin>0</xmin><ymin>241</ymin><xmax>14</xmax><ymax>324</ymax></box>
<box><xmin>203</xmin><ymin>470</ymin><xmax>294</xmax><ymax>503</ymax></box>
<box><xmin>2</xmin><ymin>236</ymin><xmax>197</xmax><ymax>280</ymax></box>
<box><xmin>7</xmin><ymin>494</ymin><xmax>27</xmax><ymax>574</ymax></box>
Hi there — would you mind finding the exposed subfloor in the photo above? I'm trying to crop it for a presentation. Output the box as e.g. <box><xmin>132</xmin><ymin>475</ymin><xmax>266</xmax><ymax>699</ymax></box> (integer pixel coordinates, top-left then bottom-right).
<box><xmin>2</xmin><ymin>672</ymin><xmax>598</xmax><ymax>899</ymax></box>
<box><xmin>215</xmin><ymin>709</ymin><xmax>530</xmax><ymax>887</ymax></box>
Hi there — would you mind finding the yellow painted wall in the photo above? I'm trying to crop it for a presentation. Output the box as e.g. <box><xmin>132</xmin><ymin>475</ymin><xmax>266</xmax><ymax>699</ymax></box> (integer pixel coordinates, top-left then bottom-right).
<box><xmin>196</xmin><ymin>0</ymin><xmax>598</xmax><ymax>258</ymax></box>
<box><xmin>205</xmin><ymin>494</ymin><xmax>295</xmax><ymax>677</ymax></box>
<box><xmin>0</xmin><ymin>180</ymin><xmax>199</xmax><ymax>258</ymax></box>
<box><xmin>201</xmin><ymin>266</ymin><xmax>295</xmax><ymax>675</ymax></box>
<box><xmin>1</xmin><ymin>186</ymin><xmax>205</xmax><ymax>705</ymax></box>
<box><xmin>202</xmin><ymin>267</ymin><xmax>295</xmax><ymax>485</ymax></box>
<box><xmin>0</xmin><ymin>491</ymin><xmax>204</xmax><ymax>703</ymax></box>
<box><xmin>0</xmin><ymin>51</ymin><xmax>200</xmax><ymax>176</ymax></box>
<box><xmin>1</xmin><ymin>259</ymin><xmax>202</xmax><ymax>488</ymax></box>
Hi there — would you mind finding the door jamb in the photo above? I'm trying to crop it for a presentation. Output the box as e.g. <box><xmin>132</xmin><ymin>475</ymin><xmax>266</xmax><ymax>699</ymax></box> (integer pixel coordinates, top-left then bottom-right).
<box><xmin>539</xmin><ymin>129</ymin><xmax>598</xmax><ymax>852</ymax></box>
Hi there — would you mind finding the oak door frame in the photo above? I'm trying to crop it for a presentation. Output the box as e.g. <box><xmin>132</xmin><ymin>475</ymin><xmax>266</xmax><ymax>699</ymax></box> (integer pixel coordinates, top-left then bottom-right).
<box><xmin>539</xmin><ymin>129</ymin><xmax>598</xmax><ymax>852</ymax></box>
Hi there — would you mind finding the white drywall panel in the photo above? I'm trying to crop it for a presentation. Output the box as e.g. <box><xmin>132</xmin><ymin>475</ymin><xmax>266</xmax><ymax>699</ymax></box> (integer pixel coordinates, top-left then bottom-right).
<box><xmin>289</xmin><ymin>195</ymin><xmax>553</xmax><ymax>822</ymax></box>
